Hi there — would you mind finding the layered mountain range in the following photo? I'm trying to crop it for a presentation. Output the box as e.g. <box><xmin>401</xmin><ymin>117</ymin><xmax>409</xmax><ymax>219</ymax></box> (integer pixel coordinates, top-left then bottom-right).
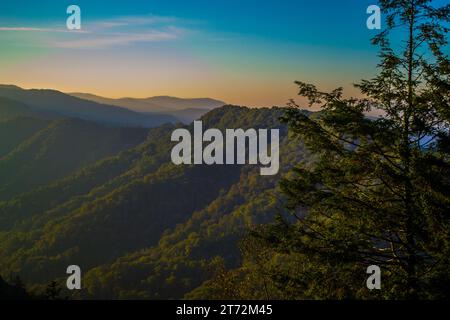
<box><xmin>0</xmin><ymin>85</ymin><xmax>226</xmax><ymax>126</ymax></box>
<box><xmin>0</xmin><ymin>87</ymin><xmax>308</xmax><ymax>299</ymax></box>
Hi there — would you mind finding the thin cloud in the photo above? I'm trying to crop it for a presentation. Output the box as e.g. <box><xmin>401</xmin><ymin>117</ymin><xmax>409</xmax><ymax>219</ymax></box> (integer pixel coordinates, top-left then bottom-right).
<box><xmin>0</xmin><ymin>15</ymin><xmax>174</xmax><ymax>33</ymax></box>
<box><xmin>92</xmin><ymin>15</ymin><xmax>178</xmax><ymax>29</ymax></box>
<box><xmin>52</xmin><ymin>14</ymin><xmax>191</xmax><ymax>49</ymax></box>
<box><xmin>0</xmin><ymin>14</ymin><xmax>192</xmax><ymax>49</ymax></box>
<box><xmin>0</xmin><ymin>27</ymin><xmax>89</xmax><ymax>33</ymax></box>
<box><xmin>53</xmin><ymin>30</ymin><xmax>182</xmax><ymax>49</ymax></box>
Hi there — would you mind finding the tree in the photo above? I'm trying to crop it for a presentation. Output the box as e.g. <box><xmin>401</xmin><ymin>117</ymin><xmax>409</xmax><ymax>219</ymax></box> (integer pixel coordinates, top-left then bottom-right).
<box><xmin>255</xmin><ymin>0</ymin><xmax>450</xmax><ymax>299</ymax></box>
<box><xmin>0</xmin><ymin>275</ymin><xmax>30</xmax><ymax>299</ymax></box>
<box><xmin>45</xmin><ymin>281</ymin><xmax>65</xmax><ymax>300</ymax></box>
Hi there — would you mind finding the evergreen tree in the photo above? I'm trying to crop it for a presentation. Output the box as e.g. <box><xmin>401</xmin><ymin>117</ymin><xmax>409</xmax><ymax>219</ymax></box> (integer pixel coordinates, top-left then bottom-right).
<box><xmin>256</xmin><ymin>0</ymin><xmax>450</xmax><ymax>299</ymax></box>
<box><xmin>0</xmin><ymin>274</ymin><xmax>30</xmax><ymax>299</ymax></box>
<box><xmin>45</xmin><ymin>281</ymin><xmax>64</xmax><ymax>300</ymax></box>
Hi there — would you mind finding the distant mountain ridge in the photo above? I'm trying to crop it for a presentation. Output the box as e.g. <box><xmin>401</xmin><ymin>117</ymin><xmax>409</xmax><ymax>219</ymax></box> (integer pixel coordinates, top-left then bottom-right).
<box><xmin>69</xmin><ymin>92</ymin><xmax>226</xmax><ymax>123</ymax></box>
<box><xmin>70</xmin><ymin>92</ymin><xmax>226</xmax><ymax>112</ymax></box>
<box><xmin>144</xmin><ymin>96</ymin><xmax>226</xmax><ymax>111</ymax></box>
<box><xmin>0</xmin><ymin>85</ymin><xmax>177</xmax><ymax>127</ymax></box>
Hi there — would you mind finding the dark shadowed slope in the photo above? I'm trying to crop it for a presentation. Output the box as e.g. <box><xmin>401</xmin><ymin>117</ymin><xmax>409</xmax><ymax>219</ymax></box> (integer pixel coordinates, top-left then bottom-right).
<box><xmin>0</xmin><ymin>117</ymin><xmax>149</xmax><ymax>200</ymax></box>
<box><xmin>0</xmin><ymin>96</ymin><xmax>56</xmax><ymax>121</ymax></box>
<box><xmin>0</xmin><ymin>117</ymin><xmax>50</xmax><ymax>157</ymax></box>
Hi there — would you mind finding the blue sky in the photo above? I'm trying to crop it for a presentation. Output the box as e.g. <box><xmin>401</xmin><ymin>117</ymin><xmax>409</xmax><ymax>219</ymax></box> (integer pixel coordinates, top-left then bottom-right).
<box><xmin>0</xmin><ymin>0</ymin><xmax>447</xmax><ymax>106</ymax></box>
<box><xmin>0</xmin><ymin>0</ymin><xmax>380</xmax><ymax>48</ymax></box>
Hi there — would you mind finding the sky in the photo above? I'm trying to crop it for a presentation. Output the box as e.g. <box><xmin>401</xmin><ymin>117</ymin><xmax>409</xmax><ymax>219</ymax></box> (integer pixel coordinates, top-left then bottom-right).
<box><xmin>0</xmin><ymin>0</ymin><xmax>446</xmax><ymax>107</ymax></box>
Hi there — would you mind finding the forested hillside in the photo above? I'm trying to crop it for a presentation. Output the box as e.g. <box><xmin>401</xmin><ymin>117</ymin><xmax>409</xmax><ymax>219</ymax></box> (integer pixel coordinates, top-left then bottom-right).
<box><xmin>0</xmin><ymin>104</ymin><xmax>306</xmax><ymax>299</ymax></box>
<box><xmin>0</xmin><ymin>117</ymin><xmax>149</xmax><ymax>200</ymax></box>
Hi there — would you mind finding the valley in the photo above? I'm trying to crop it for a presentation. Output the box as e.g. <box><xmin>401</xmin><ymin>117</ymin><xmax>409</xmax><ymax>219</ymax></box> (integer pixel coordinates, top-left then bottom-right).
<box><xmin>0</xmin><ymin>96</ymin><xmax>305</xmax><ymax>299</ymax></box>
